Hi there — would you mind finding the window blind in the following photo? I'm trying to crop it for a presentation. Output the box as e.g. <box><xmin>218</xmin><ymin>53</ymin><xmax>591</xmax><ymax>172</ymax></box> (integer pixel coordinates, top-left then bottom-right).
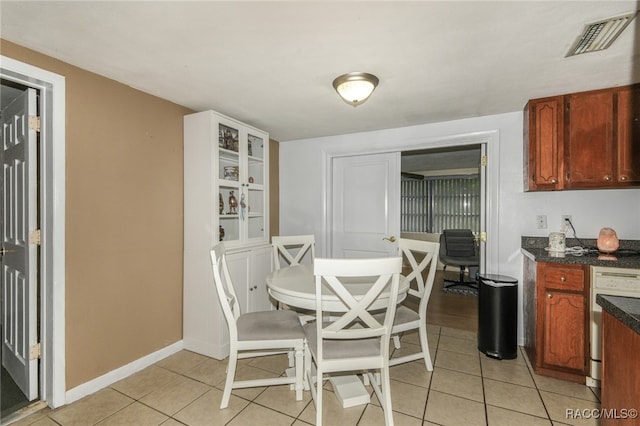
<box><xmin>401</xmin><ymin>175</ymin><xmax>480</xmax><ymax>233</ymax></box>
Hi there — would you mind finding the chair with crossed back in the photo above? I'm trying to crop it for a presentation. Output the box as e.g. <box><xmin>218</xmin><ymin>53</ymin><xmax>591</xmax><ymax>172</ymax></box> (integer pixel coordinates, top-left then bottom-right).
<box><xmin>210</xmin><ymin>242</ymin><xmax>305</xmax><ymax>409</ymax></box>
<box><xmin>272</xmin><ymin>235</ymin><xmax>317</xmax><ymax>323</ymax></box>
<box><xmin>387</xmin><ymin>238</ymin><xmax>440</xmax><ymax>370</ymax></box>
<box><xmin>272</xmin><ymin>234</ymin><xmax>315</xmax><ymax>270</ymax></box>
<box><xmin>304</xmin><ymin>256</ymin><xmax>402</xmax><ymax>426</ymax></box>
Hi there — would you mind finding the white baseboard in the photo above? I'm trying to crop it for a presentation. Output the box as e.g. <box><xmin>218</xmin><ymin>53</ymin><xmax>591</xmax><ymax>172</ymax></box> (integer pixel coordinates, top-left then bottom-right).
<box><xmin>65</xmin><ymin>341</ymin><xmax>184</xmax><ymax>405</ymax></box>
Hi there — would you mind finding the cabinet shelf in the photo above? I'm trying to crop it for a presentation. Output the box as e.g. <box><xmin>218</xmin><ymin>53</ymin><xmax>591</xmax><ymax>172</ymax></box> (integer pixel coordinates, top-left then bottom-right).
<box><xmin>219</xmin><ymin>147</ymin><xmax>240</xmax><ymax>159</ymax></box>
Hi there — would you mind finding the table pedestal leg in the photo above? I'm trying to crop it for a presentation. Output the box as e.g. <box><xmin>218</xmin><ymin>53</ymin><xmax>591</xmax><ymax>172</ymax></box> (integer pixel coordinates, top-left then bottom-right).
<box><xmin>329</xmin><ymin>376</ymin><xmax>371</xmax><ymax>408</ymax></box>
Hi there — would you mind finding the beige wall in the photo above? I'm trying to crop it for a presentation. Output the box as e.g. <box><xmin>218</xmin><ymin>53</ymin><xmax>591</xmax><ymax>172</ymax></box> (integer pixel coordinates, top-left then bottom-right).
<box><xmin>1</xmin><ymin>40</ymin><xmax>192</xmax><ymax>389</ymax></box>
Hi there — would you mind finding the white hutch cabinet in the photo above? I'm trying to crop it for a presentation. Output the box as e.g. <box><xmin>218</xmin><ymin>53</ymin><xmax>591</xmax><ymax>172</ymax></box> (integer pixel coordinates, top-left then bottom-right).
<box><xmin>183</xmin><ymin>110</ymin><xmax>273</xmax><ymax>360</ymax></box>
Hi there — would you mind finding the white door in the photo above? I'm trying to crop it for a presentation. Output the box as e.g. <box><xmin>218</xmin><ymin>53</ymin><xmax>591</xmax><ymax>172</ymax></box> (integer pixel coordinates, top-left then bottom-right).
<box><xmin>1</xmin><ymin>88</ymin><xmax>39</xmax><ymax>401</ymax></box>
<box><xmin>331</xmin><ymin>152</ymin><xmax>400</xmax><ymax>258</ymax></box>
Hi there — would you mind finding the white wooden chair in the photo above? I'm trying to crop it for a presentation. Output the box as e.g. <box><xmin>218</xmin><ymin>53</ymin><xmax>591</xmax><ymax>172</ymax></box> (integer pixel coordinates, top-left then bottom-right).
<box><xmin>386</xmin><ymin>238</ymin><xmax>440</xmax><ymax>370</ymax></box>
<box><xmin>272</xmin><ymin>234</ymin><xmax>315</xmax><ymax>270</ymax></box>
<box><xmin>210</xmin><ymin>243</ymin><xmax>305</xmax><ymax>409</ymax></box>
<box><xmin>272</xmin><ymin>234</ymin><xmax>317</xmax><ymax>323</ymax></box>
<box><xmin>305</xmin><ymin>256</ymin><xmax>402</xmax><ymax>426</ymax></box>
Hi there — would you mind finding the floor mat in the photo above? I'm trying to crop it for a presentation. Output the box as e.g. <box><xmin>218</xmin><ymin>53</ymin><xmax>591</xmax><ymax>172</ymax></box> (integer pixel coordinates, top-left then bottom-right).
<box><xmin>442</xmin><ymin>285</ymin><xmax>478</xmax><ymax>296</ymax></box>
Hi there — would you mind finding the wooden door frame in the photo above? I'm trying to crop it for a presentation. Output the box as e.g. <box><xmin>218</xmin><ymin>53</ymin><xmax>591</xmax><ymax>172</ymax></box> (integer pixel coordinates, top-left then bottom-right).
<box><xmin>322</xmin><ymin>130</ymin><xmax>500</xmax><ymax>274</ymax></box>
<box><xmin>1</xmin><ymin>56</ymin><xmax>66</xmax><ymax>408</ymax></box>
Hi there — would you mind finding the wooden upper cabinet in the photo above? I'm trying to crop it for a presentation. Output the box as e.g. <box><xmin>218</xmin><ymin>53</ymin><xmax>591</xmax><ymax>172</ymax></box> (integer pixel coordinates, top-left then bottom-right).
<box><xmin>524</xmin><ymin>84</ymin><xmax>640</xmax><ymax>191</ymax></box>
<box><xmin>616</xmin><ymin>85</ymin><xmax>640</xmax><ymax>185</ymax></box>
<box><xmin>524</xmin><ymin>96</ymin><xmax>564</xmax><ymax>191</ymax></box>
<box><xmin>565</xmin><ymin>90</ymin><xmax>615</xmax><ymax>188</ymax></box>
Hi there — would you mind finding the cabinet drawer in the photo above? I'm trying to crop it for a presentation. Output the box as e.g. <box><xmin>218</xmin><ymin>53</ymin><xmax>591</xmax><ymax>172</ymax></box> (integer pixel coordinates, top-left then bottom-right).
<box><xmin>542</xmin><ymin>265</ymin><xmax>584</xmax><ymax>291</ymax></box>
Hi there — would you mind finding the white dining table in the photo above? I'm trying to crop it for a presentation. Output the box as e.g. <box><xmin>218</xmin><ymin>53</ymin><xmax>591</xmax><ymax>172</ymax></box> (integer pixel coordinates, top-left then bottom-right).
<box><xmin>266</xmin><ymin>263</ymin><xmax>409</xmax><ymax>408</ymax></box>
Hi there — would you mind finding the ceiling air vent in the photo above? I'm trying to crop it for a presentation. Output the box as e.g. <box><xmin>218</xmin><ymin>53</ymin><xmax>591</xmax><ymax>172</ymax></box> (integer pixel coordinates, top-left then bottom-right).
<box><xmin>566</xmin><ymin>12</ymin><xmax>637</xmax><ymax>56</ymax></box>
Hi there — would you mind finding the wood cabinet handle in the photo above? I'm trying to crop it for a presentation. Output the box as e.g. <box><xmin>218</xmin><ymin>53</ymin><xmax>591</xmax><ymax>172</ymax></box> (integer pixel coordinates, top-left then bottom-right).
<box><xmin>604</xmin><ymin>175</ymin><xmax>612</xmax><ymax>182</ymax></box>
<box><xmin>547</xmin><ymin>293</ymin><xmax>553</xmax><ymax>299</ymax></box>
<box><xmin>620</xmin><ymin>175</ymin><xmax>628</xmax><ymax>181</ymax></box>
<box><xmin>551</xmin><ymin>178</ymin><xmax>558</xmax><ymax>184</ymax></box>
<box><xmin>560</xmin><ymin>276</ymin><xmax>566</xmax><ymax>282</ymax></box>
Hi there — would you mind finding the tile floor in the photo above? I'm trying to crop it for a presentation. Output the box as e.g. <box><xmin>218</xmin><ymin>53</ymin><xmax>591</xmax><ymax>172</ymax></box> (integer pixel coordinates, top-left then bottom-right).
<box><xmin>8</xmin><ymin>325</ymin><xmax>601</xmax><ymax>426</ymax></box>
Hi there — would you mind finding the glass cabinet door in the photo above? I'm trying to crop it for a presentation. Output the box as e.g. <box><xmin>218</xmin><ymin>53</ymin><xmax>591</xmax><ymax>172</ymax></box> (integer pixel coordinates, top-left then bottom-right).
<box><xmin>246</xmin><ymin>133</ymin><xmax>265</xmax><ymax>241</ymax></box>
<box><xmin>215</xmin><ymin>118</ymin><xmax>268</xmax><ymax>246</ymax></box>
<box><xmin>218</xmin><ymin>122</ymin><xmax>241</xmax><ymax>243</ymax></box>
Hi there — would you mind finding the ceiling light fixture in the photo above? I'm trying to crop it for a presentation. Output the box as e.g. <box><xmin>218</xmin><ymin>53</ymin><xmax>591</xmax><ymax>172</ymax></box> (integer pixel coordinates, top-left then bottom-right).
<box><xmin>332</xmin><ymin>72</ymin><xmax>379</xmax><ymax>107</ymax></box>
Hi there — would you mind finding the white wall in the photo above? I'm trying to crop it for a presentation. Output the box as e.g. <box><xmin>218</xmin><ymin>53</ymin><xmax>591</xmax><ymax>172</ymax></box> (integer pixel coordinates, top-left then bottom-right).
<box><xmin>278</xmin><ymin>111</ymin><xmax>640</xmax><ymax>343</ymax></box>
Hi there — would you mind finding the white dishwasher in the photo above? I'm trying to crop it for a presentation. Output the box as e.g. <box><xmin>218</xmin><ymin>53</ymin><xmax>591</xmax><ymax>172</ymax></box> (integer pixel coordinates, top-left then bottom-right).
<box><xmin>588</xmin><ymin>266</ymin><xmax>640</xmax><ymax>387</ymax></box>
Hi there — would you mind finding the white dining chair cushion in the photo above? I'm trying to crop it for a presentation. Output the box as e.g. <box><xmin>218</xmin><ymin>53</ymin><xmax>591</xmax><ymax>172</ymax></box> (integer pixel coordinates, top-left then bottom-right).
<box><xmin>304</xmin><ymin>322</ymin><xmax>381</xmax><ymax>359</ymax></box>
<box><xmin>237</xmin><ymin>310</ymin><xmax>305</xmax><ymax>341</ymax></box>
<box><xmin>374</xmin><ymin>305</ymin><xmax>419</xmax><ymax>326</ymax></box>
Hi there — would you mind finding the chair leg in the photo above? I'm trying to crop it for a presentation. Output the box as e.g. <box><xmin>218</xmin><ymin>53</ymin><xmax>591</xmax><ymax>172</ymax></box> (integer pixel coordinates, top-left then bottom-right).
<box><xmin>392</xmin><ymin>335</ymin><xmax>401</xmax><ymax>349</ymax></box>
<box><xmin>380</xmin><ymin>368</ymin><xmax>394</xmax><ymax>426</ymax></box>
<box><xmin>315</xmin><ymin>366</ymin><xmax>323</xmax><ymax>426</ymax></box>
<box><xmin>220</xmin><ymin>349</ymin><xmax>238</xmax><ymax>409</ymax></box>
<box><xmin>419</xmin><ymin>322</ymin><xmax>433</xmax><ymax>371</ymax></box>
<box><xmin>294</xmin><ymin>345</ymin><xmax>303</xmax><ymax>400</ymax></box>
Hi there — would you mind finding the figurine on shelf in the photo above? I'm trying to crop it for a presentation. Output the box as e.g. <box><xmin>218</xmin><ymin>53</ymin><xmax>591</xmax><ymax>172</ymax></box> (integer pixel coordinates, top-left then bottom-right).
<box><xmin>223</xmin><ymin>129</ymin><xmax>233</xmax><ymax>150</ymax></box>
<box><xmin>219</xmin><ymin>225</ymin><xmax>225</xmax><ymax>241</ymax></box>
<box><xmin>228</xmin><ymin>191</ymin><xmax>238</xmax><ymax>214</ymax></box>
<box><xmin>219</xmin><ymin>193</ymin><xmax>224</xmax><ymax>214</ymax></box>
<box><xmin>240</xmin><ymin>193</ymin><xmax>247</xmax><ymax>221</ymax></box>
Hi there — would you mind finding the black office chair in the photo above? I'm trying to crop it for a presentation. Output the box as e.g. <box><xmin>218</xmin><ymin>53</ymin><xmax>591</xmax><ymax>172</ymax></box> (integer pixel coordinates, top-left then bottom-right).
<box><xmin>439</xmin><ymin>229</ymin><xmax>479</xmax><ymax>289</ymax></box>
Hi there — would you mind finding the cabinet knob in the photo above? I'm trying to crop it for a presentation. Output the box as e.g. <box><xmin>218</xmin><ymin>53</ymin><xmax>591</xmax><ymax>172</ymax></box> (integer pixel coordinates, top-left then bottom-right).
<box><xmin>551</xmin><ymin>178</ymin><xmax>558</xmax><ymax>184</ymax></box>
<box><xmin>620</xmin><ymin>175</ymin><xmax>628</xmax><ymax>181</ymax></box>
<box><xmin>560</xmin><ymin>276</ymin><xmax>566</xmax><ymax>282</ymax></box>
<box><xmin>604</xmin><ymin>175</ymin><xmax>612</xmax><ymax>182</ymax></box>
<box><xmin>547</xmin><ymin>293</ymin><xmax>553</xmax><ymax>299</ymax></box>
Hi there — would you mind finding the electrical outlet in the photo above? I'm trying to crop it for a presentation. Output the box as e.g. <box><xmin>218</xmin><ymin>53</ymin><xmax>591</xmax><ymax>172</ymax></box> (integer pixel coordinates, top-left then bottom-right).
<box><xmin>536</xmin><ymin>215</ymin><xmax>547</xmax><ymax>229</ymax></box>
<box><xmin>561</xmin><ymin>215</ymin><xmax>572</xmax><ymax>232</ymax></box>
<box><xmin>562</xmin><ymin>215</ymin><xmax>572</xmax><ymax>226</ymax></box>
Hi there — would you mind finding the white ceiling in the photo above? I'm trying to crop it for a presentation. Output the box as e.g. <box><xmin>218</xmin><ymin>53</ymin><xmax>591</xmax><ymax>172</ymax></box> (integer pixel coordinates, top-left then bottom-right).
<box><xmin>1</xmin><ymin>1</ymin><xmax>638</xmax><ymax>142</ymax></box>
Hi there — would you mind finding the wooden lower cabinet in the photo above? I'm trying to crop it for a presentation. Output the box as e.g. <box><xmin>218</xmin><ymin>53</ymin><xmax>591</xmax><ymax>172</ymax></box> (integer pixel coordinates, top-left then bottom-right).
<box><xmin>542</xmin><ymin>291</ymin><xmax>586</xmax><ymax>371</ymax></box>
<box><xmin>524</xmin><ymin>260</ymin><xmax>589</xmax><ymax>383</ymax></box>
<box><xmin>601</xmin><ymin>310</ymin><xmax>640</xmax><ymax>425</ymax></box>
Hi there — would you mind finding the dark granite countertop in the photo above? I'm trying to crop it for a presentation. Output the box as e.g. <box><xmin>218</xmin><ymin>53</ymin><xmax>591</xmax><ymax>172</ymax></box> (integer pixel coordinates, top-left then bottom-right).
<box><xmin>521</xmin><ymin>236</ymin><xmax>640</xmax><ymax>269</ymax></box>
<box><xmin>596</xmin><ymin>295</ymin><xmax>640</xmax><ymax>335</ymax></box>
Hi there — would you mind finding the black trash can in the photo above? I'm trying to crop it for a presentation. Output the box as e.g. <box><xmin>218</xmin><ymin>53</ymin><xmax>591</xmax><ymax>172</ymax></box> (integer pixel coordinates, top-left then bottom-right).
<box><xmin>477</xmin><ymin>274</ymin><xmax>518</xmax><ymax>360</ymax></box>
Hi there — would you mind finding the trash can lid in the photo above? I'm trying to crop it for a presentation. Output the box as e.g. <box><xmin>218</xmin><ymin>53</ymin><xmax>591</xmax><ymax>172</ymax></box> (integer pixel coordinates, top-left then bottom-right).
<box><xmin>478</xmin><ymin>274</ymin><xmax>518</xmax><ymax>284</ymax></box>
